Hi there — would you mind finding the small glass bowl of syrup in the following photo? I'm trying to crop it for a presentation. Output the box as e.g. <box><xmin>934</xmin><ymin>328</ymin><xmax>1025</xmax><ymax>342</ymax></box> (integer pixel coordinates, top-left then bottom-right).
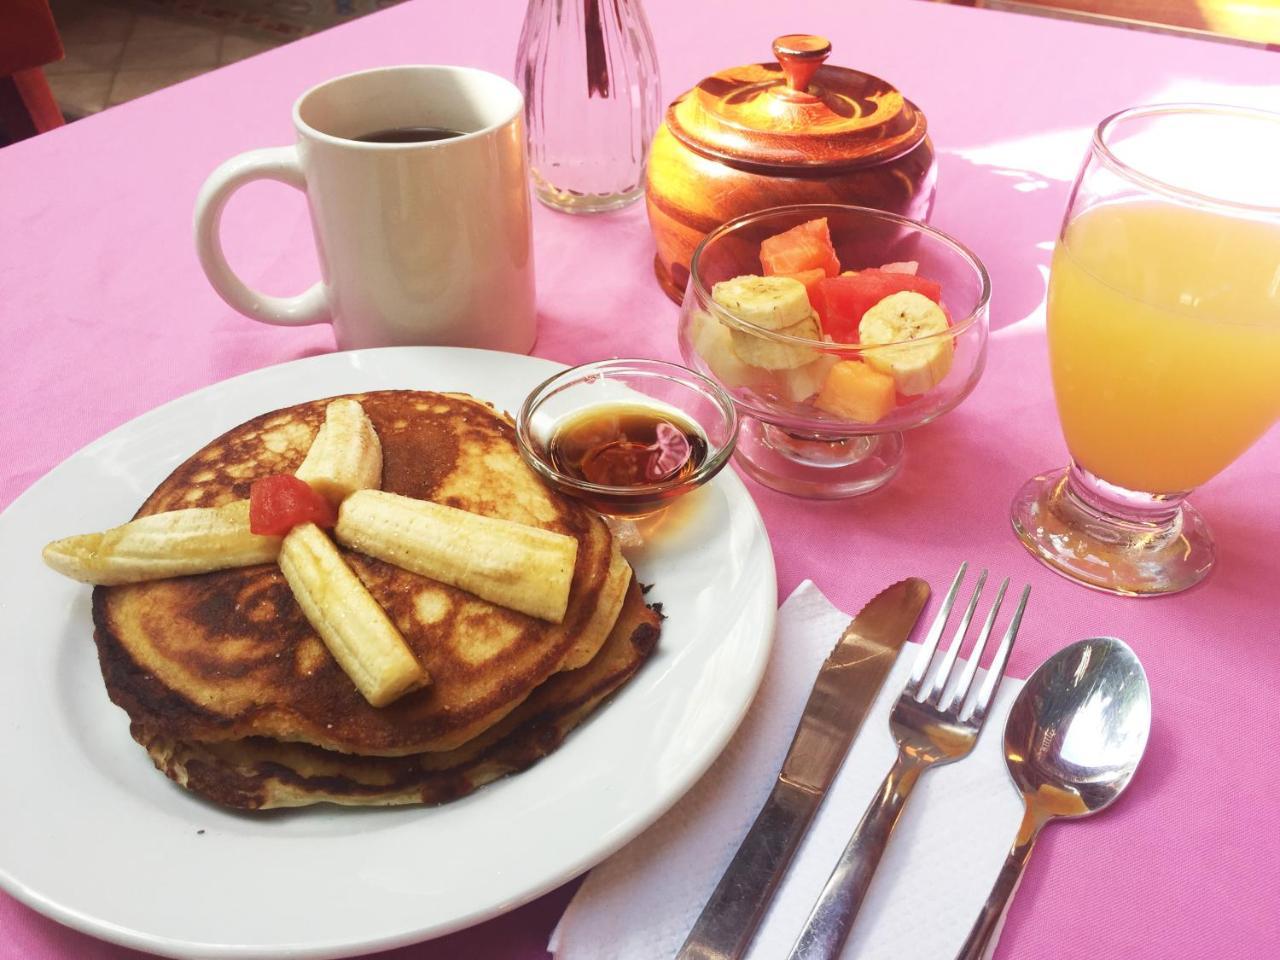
<box><xmin>516</xmin><ymin>359</ymin><xmax>739</xmax><ymax>517</ymax></box>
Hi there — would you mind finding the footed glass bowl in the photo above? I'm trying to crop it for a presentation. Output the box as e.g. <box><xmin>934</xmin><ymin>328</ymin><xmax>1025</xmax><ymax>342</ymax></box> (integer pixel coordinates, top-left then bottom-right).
<box><xmin>678</xmin><ymin>203</ymin><xmax>990</xmax><ymax>498</ymax></box>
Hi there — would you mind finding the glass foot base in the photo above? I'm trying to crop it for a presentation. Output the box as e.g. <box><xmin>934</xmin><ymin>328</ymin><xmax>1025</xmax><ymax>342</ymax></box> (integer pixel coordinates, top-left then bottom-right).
<box><xmin>1011</xmin><ymin>466</ymin><xmax>1216</xmax><ymax>596</ymax></box>
<box><xmin>734</xmin><ymin>420</ymin><xmax>903</xmax><ymax>499</ymax></box>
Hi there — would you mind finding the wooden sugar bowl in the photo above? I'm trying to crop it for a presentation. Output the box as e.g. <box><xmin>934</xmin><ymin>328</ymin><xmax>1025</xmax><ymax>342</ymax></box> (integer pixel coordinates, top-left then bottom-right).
<box><xmin>645</xmin><ymin>34</ymin><xmax>937</xmax><ymax>302</ymax></box>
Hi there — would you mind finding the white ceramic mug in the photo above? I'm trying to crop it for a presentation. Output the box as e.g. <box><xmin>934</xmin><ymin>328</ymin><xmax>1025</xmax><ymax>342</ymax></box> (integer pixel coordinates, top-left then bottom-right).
<box><xmin>194</xmin><ymin>65</ymin><xmax>536</xmax><ymax>353</ymax></box>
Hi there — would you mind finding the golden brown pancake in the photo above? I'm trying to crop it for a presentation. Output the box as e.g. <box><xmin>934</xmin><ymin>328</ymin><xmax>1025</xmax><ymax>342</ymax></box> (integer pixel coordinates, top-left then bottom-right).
<box><xmin>134</xmin><ymin>581</ymin><xmax>660</xmax><ymax>809</ymax></box>
<box><xmin>93</xmin><ymin>391</ymin><xmax>629</xmax><ymax>757</ymax></box>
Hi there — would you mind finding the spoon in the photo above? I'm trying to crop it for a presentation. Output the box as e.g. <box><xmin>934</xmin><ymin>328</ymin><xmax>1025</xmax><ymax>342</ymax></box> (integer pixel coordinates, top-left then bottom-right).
<box><xmin>955</xmin><ymin>636</ymin><xmax>1151</xmax><ymax>960</ymax></box>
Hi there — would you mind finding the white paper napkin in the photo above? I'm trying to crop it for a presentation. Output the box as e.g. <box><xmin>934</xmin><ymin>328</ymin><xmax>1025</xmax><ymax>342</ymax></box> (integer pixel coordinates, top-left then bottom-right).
<box><xmin>550</xmin><ymin>580</ymin><xmax>1025</xmax><ymax>960</ymax></box>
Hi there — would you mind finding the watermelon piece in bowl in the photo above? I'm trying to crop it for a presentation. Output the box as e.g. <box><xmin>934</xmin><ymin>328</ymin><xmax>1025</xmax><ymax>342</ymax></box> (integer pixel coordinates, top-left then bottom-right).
<box><xmin>760</xmin><ymin>218</ymin><xmax>841</xmax><ymax>278</ymax></box>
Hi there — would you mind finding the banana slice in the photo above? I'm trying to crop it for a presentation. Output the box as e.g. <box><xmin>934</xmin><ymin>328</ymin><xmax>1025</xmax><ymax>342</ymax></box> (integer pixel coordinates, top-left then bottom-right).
<box><xmin>689</xmin><ymin>309</ymin><xmax>759</xmax><ymax>388</ymax></box>
<box><xmin>711</xmin><ymin>275</ymin><xmax>811</xmax><ymax>331</ymax></box>
<box><xmin>730</xmin><ymin>312</ymin><xmax>822</xmax><ymax>371</ymax></box>
<box><xmin>295</xmin><ymin>398</ymin><xmax>382</xmax><ymax>506</ymax></box>
<box><xmin>42</xmin><ymin>500</ymin><xmax>281</xmax><ymax>585</ymax></box>
<box><xmin>858</xmin><ymin>291</ymin><xmax>953</xmax><ymax>396</ymax></box>
<box><xmin>335</xmin><ymin>490</ymin><xmax>578</xmax><ymax>624</ymax></box>
<box><xmin>278</xmin><ymin>522</ymin><xmax>426</xmax><ymax>707</ymax></box>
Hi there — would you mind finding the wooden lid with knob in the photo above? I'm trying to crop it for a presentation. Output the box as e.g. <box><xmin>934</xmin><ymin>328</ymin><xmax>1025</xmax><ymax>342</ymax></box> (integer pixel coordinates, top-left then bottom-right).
<box><xmin>772</xmin><ymin>34</ymin><xmax>832</xmax><ymax>97</ymax></box>
<box><xmin>666</xmin><ymin>34</ymin><xmax>928</xmax><ymax>171</ymax></box>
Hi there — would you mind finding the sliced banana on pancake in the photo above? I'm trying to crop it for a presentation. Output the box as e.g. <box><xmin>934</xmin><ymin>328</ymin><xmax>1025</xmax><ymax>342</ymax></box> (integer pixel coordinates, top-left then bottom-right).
<box><xmin>295</xmin><ymin>398</ymin><xmax>383</xmax><ymax>505</ymax></box>
<box><xmin>278</xmin><ymin>522</ymin><xmax>426</xmax><ymax>708</ymax></box>
<box><xmin>711</xmin><ymin>275</ymin><xmax>811</xmax><ymax>331</ymax></box>
<box><xmin>42</xmin><ymin>500</ymin><xmax>280</xmax><ymax>584</ymax></box>
<box><xmin>858</xmin><ymin>291</ymin><xmax>954</xmax><ymax>396</ymax></box>
<box><xmin>335</xmin><ymin>490</ymin><xmax>579</xmax><ymax>624</ymax></box>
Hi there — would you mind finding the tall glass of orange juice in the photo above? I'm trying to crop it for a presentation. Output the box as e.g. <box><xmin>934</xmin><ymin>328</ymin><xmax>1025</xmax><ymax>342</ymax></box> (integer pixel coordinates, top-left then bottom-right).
<box><xmin>1012</xmin><ymin>104</ymin><xmax>1280</xmax><ymax>595</ymax></box>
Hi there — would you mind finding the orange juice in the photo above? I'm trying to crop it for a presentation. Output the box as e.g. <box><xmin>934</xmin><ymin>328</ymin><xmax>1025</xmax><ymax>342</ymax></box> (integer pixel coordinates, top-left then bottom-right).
<box><xmin>1048</xmin><ymin>201</ymin><xmax>1280</xmax><ymax>493</ymax></box>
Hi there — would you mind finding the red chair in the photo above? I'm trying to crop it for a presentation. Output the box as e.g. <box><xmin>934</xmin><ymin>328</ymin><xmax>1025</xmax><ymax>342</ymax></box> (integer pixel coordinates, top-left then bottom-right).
<box><xmin>0</xmin><ymin>0</ymin><xmax>65</xmax><ymax>145</ymax></box>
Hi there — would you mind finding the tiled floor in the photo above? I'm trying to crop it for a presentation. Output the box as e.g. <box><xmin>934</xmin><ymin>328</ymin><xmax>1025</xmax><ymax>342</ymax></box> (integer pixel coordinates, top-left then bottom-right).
<box><xmin>45</xmin><ymin>0</ymin><xmax>280</xmax><ymax>119</ymax></box>
<box><xmin>42</xmin><ymin>0</ymin><xmax>1276</xmax><ymax>125</ymax></box>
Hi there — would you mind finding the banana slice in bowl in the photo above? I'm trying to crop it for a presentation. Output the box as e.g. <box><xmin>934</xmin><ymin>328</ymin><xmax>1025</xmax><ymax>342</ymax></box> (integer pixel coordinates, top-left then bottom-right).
<box><xmin>730</xmin><ymin>312</ymin><xmax>822</xmax><ymax>371</ymax></box>
<box><xmin>711</xmin><ymin>275</ymin><xmax>811</xmax><ymax>330</ymax></box>
<box><xmin>708</xmin><ymin>274</ymin><xmax>824</xmax><ymax>371</ymax></box>
<box><xmin>858</xmin><ymin>291</ymin><xmax>954</xmax><ymax>396</ymax></box>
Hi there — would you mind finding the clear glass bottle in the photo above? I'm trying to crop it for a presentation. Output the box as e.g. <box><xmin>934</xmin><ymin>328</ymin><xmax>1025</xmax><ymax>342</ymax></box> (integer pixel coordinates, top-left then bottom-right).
<box><xmin>515</xmin><ymin>0</ymin><xmax>662</xmax><ymax>214</ymax></box>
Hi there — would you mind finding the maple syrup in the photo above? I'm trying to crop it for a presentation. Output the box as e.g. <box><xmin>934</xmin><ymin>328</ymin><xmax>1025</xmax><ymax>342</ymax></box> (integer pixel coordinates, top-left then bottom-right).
<box><xmin>547</xmin><ymin>404</ymin><xmax>708</xmax><ymax>515</ymax></box>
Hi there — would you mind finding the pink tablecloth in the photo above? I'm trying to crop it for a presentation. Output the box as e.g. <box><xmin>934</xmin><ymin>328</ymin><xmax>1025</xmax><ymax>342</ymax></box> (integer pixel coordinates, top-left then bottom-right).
<box><xmin>2</xmin><ymin>1</ymin><xmax>1278</xmax><ymax>957</ymax></box>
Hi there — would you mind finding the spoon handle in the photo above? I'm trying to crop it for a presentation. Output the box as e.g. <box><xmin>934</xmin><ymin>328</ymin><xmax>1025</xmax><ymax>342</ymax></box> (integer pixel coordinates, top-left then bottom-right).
<box><xmin>955</xmin><ymin>808</ymin><xmax>1043</xmax><ymax>960</ymax></box>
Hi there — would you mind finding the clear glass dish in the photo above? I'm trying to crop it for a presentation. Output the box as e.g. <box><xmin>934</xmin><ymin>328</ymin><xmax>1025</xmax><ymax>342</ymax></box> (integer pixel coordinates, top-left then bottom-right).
<box><xmin>516</xmin><ymin>358</ymin><xmax>738</xmax><ymax>517</ymax></box>
<box><xmin>678</xmin><ymin>203</ymin><xmax>990</xmax><ymax>498</ymax></box>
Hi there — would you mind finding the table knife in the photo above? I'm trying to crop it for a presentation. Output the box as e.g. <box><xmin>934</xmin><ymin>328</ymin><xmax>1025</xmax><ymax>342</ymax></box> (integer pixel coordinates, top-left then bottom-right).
<box><xmin>675</xmin><ymin>577</ymin><xmax>930</xmax><ymax>960</ymax></box>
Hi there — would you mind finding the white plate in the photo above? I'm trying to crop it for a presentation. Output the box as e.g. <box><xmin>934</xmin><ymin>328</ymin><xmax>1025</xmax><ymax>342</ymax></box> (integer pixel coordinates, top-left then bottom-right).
<box><xmin>0</xmin><ymin>348</ymin><xmax>776</xmax><ymax>959</ymax></box>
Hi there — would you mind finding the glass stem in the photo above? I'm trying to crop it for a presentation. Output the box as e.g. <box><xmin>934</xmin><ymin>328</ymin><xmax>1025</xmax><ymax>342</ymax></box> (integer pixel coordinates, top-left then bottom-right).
<box><xmin>1062</xmin><ymin>459</ymin><xmax>1187</xmax><ymax>532</ymax></box>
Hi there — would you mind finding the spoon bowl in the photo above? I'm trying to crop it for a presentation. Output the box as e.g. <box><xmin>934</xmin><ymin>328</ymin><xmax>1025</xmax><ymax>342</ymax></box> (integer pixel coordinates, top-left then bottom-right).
<box><xmin>1005</xmin><ymin>636</ymin><xmax>1152</xmax><ymax>819</ymax></box>
<box><xmin>956</xmin><ymin>637</ymin><xmax>1151</xmax><ymax>960</ymax></box>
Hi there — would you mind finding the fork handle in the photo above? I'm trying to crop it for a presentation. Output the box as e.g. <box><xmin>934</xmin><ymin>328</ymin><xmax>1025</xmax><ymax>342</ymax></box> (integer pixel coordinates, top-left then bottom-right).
<box><xmin>786</xmin><ymin>753</ymin><xmax>925</xmax><ymax>960</ymax></box>
<box><xmin>955</xmin><ymin>808</ymin><xmax>1044</xmax><ymax>960</ymax></box>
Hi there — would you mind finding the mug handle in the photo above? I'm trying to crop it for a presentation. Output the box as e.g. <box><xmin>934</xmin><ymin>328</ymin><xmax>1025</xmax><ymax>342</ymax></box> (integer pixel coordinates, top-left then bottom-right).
<box><xmin>193</xmin><ymin>146</ymin><xmax>330</xmax><ymax>326</ymax></box>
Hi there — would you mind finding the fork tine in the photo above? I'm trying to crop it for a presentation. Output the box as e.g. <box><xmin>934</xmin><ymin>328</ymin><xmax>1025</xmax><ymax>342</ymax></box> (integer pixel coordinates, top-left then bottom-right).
<box><xmin>924</xmin><ymin>570</ymin><xmax>987</xmax><ymax>704</ymax></box>
<box><xmin>941</xmin><ymin>578</ymin><xmax>1008</xmax><ymax>714</ymax></box>
<box><xmin>906</xmin><ymin>562</ymin><xmax>968</xmax><ymax>697</ymax></box>
<box><xmin>965</xmin><ymin>584</ymin><xmax>1030</xmax><ymax>723</ymax></box>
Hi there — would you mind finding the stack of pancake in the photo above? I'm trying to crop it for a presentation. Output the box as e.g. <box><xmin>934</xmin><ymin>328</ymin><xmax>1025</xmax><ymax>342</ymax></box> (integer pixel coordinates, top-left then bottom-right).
<box><xmin>91</xmin><ymin>391</ymin><xmax>660</xmax><ymax>810</ymax></box>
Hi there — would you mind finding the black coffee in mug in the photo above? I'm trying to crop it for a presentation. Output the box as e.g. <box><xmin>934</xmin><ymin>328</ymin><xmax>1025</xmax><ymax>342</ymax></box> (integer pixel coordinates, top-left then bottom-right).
<box><xmin>355</xmin><ymin>126</ymin><xmax>466</xmax><ymax>143</ymax></box>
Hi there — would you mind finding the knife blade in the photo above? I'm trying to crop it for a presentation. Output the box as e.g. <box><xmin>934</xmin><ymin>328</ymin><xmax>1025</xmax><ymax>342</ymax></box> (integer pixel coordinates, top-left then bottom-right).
<box><xmin>675</xmin><ymin>577</ymin><xmax>931</xmax><ymax>960</ymax></box>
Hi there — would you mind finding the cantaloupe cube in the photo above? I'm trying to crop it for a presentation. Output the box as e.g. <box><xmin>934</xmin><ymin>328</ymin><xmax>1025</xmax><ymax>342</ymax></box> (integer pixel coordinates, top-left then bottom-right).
<box><xmin>814</xmin><ymin>361</ymin><xmax>897</xmax><ymax>423</ymax></box>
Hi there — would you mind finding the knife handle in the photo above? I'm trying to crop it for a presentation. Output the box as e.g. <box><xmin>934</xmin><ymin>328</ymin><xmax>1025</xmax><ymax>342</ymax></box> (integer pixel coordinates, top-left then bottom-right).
<box><xmin>676</xmin><ymin>777</ymin><xmax>821</xmax><ymax>960</ymax></box>
<box><xmin>787</xmin><ymin>752</ymin><xmax>924</xmax><ymax>960</ymax></box>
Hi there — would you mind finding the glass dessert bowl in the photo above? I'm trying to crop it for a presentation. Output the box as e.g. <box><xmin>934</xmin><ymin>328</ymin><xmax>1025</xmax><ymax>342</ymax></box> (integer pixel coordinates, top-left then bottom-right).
<box><xmin>516</xmin><ymin>358</ymin><xmax>739</xmax><ymax>517</ymax></box>
<box><xmin>678</xmin><ymin>203</ymin><xmax>990</xmax><ymax>498</ymax></box>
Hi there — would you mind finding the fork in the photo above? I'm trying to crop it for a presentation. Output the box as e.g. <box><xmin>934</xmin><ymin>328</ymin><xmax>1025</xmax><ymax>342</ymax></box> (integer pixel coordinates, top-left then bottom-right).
<box><xmin>786</xmin><ymin>563</ymin><xmax>1030</xmax><ymax>960</ymax></box>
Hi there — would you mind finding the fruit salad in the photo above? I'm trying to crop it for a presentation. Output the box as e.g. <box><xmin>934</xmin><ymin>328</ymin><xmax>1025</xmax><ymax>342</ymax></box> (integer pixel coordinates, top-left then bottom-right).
<box><xmin>689</xmin><ymin>217</ymin><xmax>956</xmax><ymax>425</ymax></box>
